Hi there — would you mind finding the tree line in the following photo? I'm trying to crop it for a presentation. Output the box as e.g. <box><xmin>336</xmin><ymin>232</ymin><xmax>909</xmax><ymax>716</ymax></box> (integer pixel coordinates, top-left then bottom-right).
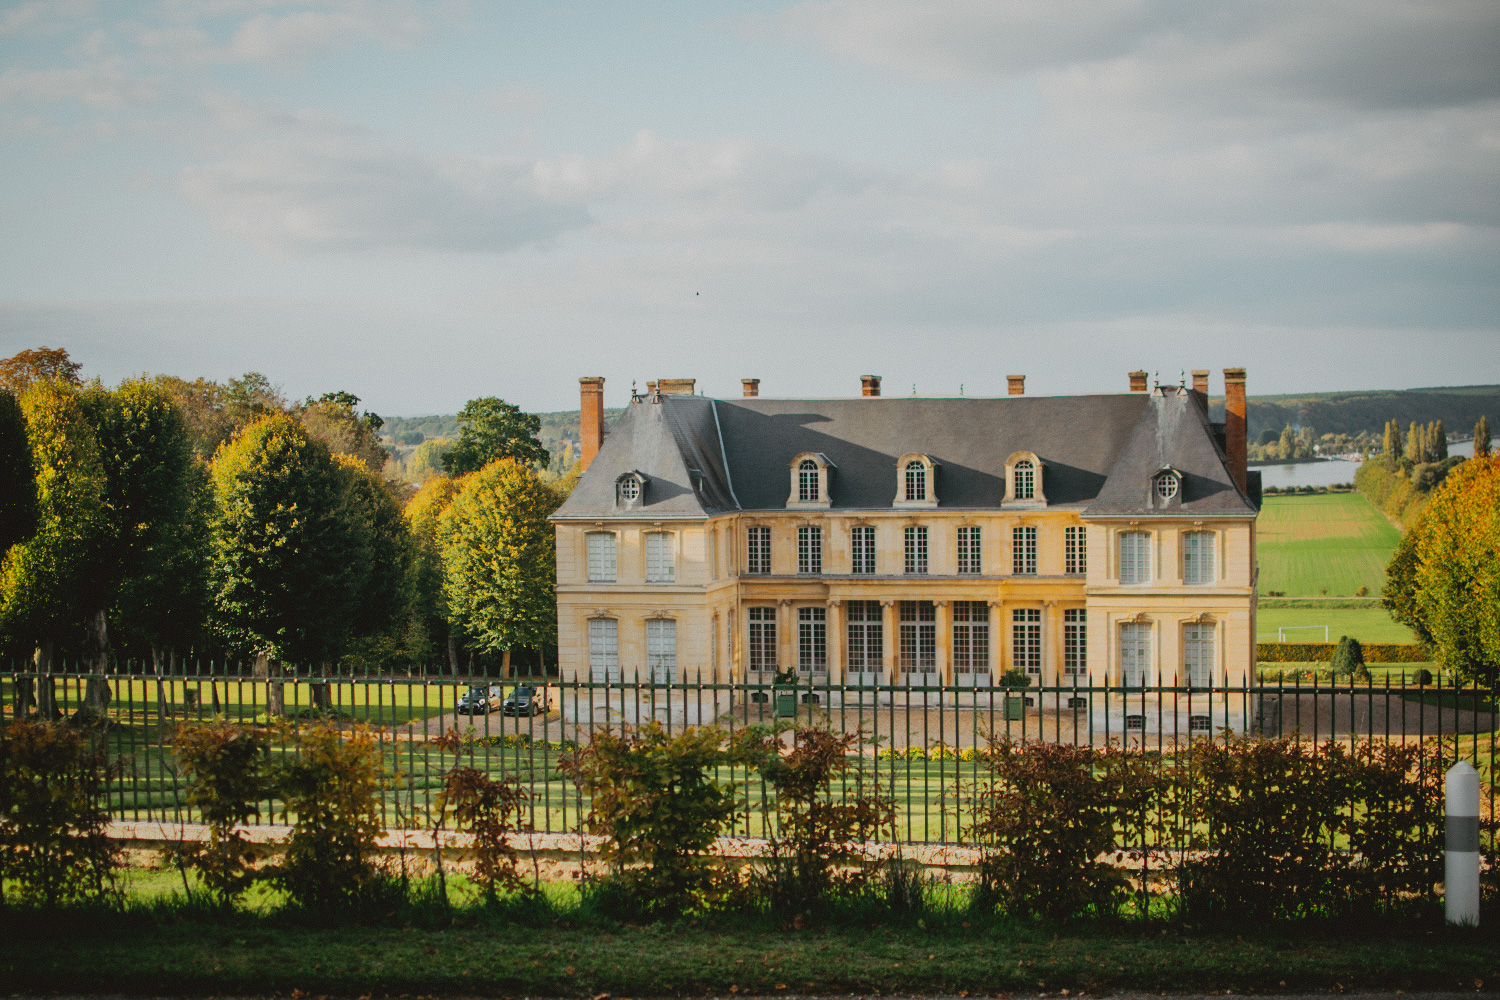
<box><xmin>0</xmin><ymin>347</ymin><xmax>572</xmax><ymax>710</ymax></box>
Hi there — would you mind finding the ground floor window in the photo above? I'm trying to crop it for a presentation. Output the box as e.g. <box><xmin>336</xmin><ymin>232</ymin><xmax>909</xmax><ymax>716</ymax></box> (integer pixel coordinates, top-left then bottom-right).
<box><xmin>846</xmin><ymin>600</ymin><xmax>883</xmax><ymax>681</ymax></box>
<box><xmin>646</xmin><ymin>619</ymin><xmax>676</xmax><ymax>683</ymax></box>
<box><xmin>1183</xmin><ymin>622</ymin><xmax>1215</xmax><ymax>688</ymax></box>
<box><xmin>1011</xmin><ymin>608</ymin><xmax>1042</xmax><ymax>679</ymax></box>
<box><xmin>588</xmin><ymin>618</ymin><xmax>619</xmax><ymax>682</ymax></box>
<box><xmin>1063</xmin><ymin>608</ymin><xmax>1086</xmax><ymax>679</ymax></box>
<box><xmin>748</xmin><ymin>607</ymin><xmax>776</xmax><ymax>674</ymax></box>
<box><xmin>1120</xmin><ymin>621</ymin><xmax>1151</xmax><ymax>687</ymax></box>
<box><xmin>798</xmin><ymin>606</ymin><xmax>827</xmax><ymax>676</ymax></box>
<box><xmin>952</xmin><ymin>601</ymin><xmax>989</xmax><ymax>675</ymax></box>
<box><xmin>899</xmin><ymin>600</ymin><xmax>937</xmax><ymax>675</ymax></box>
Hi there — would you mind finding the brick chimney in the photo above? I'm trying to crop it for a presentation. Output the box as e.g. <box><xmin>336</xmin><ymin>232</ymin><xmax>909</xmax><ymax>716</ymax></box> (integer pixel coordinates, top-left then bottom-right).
<box><xmin>1191</xmin><ymin>370</ymin><xmax>1210</xmax><ymax>397</ymax></box>
<box><xmin>646</xmin><ymin>380</ymin><xmax>658</xmax><ymax>396</ymax></box>
<box><xmin>1007</xmin><ymin>375</ymin><xmax>1025</xmax><ymax>396</ymax></box>
<box><xmin>860</xmin><ymin>375</ymin><xmax>882</xmax><ymax>397</ymax></box>
<box><xmin>1224</xmin><ymin>367</ymin><xmax>1247</xmax><ymax>493</ymax></box>
<box><xmin>579</xmin><ymin>377</ymin><xmax>605</xmax><ymax>472</ymax></box>
<box><xmin>658</xmin><ymin>378</ymin><xmax>695</xmax><ymax>395</ymax></box>
<box><xmin>1129</xmin><ymin>370</ymin><xmax>1149</xmax><ymax>393</ymax></box>
<box><xmin>742</xmin><ymin>379</ymin><xmax>760</xmax><ymax>397</ymax></box>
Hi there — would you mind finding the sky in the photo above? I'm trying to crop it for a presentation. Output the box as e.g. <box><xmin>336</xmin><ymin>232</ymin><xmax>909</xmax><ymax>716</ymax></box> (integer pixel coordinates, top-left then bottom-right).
<box><xmin>1</xmin><ymin>0</ymin><xmax>1497</xmax><ymax>416</ymax></box>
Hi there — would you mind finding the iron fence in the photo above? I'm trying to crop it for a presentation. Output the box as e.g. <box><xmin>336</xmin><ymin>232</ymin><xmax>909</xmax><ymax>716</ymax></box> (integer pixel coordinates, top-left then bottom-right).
<box><xmin>2</xmin><ymin>663</ymin><xmax>1495</xmax><ymax>848</ymax></box>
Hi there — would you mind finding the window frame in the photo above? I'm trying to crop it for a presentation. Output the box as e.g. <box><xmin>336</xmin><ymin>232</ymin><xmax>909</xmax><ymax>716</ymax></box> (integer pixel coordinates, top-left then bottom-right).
<box><xmin>797</xmin><ymin>606</ymin><xmax>828</xmax><ymax>676</ymax></box>
<box><xmin>1063</xmin><ymin>608</ymin><xmax>1086</xmax><ymax>679</ymax></box>
<box><xmin>644</xmin><ymin>530</ymin><xmax>676</xmax><ymax>583</ymax></box>
<box><xmin>1004</xmin><ymin>451</ymin><xmax>1046</xmax><ymax>506</ymax></box>
<box><xmin>1011</xmin><ymin>607</ymin><xmax>1042</xmax><ymax>680</ymax></box>
<box><xmin>957</xmin><ymin>525</ymin><xmax>982</xmax><ymax>574</ymax></box>
<box><xmin>748</xmin><ymin>606</ymin><xmax>777</xmax><ymax>674</ymax></box>
<box><xmin>646</xmin><ymin>618</ymin><xmax>677</xmax><ymax>682</ymax></box>
<box><xmin>952</xmin><ymin>600</ymin><xmax>990</xmax><ymax>677</ymax></box>
<box><xmin>893</xmin><ymin>453</ymin><xmax>938</xmax><ymax>508</ymax></box>
<box><xmin>903</xmin><ymin>525</ymin><xmax>929</xmax><ymax>574</ymax></box>
<box><xmin>845</xmin><ymin>599</ymin><xmax>884</xmax><ymax>681</ymax></box>
<box><xmin>586</xmin><ymin>531</ymin><xmax>618</xmax><ymax>584</ymax></box>
<box><xmin>588</xmin><ymin>618</ymin><xmax>619</xmax><ymax>682</ymax></box>
<box><xmin>1013</xmin><ymin>459</ymin><xmax>1035</xmax><ymax>500</ymax></box>
<box><xmin>787</xmin><ymin>452</ymin><xmax>833</xmax><ymax>508</ymax></box>
<box><xmin>1012</xmin><ymin>525</ymin><xmax>1037</xmax><ymax>575</ymax></box>
<box><xmin>796</xmin><ymin>524</ymin><xmax>823</xmax><ymax>575</ymax></box>
<box><xmin>746</xmin><ymin>525</ymin><xmax>771</xmax><ymax>575</ymax></box>
<box><xmin>899</xmin><ymin>600</ymin><xmax>937</xmax><ymax>676</ymax></box>
<box><xmin>1119</xmin><ymin>620</ymin><xmax>1151</xmax><ymax>687</ymax></box>
<box><xmin>1118</xmin><ymin>530</ymin><xmax>1152</xmax><ymax>585</ymax></box>
<box><xmin>850</xmin><ymin>524</ymin><xmax>876</xmax><ymax>575</ymax></box>
<box><xmin>1182</xmin><ymin>529</ymin><xmax>1216</xmax><ymax>585</ymax></box>
<box><xmin>1064</xmin><ymin>525</ymin><xmax>1087</xmax><ymax>574</ymax></box>
<box><xmin>1183</xmin><ymin>620</ymin><xmax>1215</xmax><ymax>688</ymax></box>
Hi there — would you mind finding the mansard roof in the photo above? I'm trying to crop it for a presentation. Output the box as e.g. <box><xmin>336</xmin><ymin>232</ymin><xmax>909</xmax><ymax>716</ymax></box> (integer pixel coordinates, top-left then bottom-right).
<box><xmin>551</xmin><ymin>387</ymin><xmax>1257</xmax><ymax>520</ymax></box>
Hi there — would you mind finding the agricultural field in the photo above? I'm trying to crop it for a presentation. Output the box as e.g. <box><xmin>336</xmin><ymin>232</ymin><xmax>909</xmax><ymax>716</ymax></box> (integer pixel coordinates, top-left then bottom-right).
<box><xmin>1256</xmin><ymin>605</ymin><xmax>1417</xmax><ymax>645</ymax></box>
<box><xmin>1256</xmin><ymin>492</ymin><xmax>1400</xmax><ymax>597</ymax></box>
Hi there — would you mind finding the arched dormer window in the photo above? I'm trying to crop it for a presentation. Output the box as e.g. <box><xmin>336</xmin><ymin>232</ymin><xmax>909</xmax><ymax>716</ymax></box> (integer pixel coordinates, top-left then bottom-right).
<box><xmin>1004</xmin><ymin>451</ymin><xmax>1045</xmax><ymax>507</ymax></box>
<box><xmin>615</xmin><ymin>471</ymin><xmax>648</xmax><ymax>510</ymax></box>
<box><xmin>787</xmin><ymin>452</ymin><xmax>833</xmax><ymax>508</ymax></box>
<box><xmin>1151</xmin><ymin>467</ymin><xmax>1182</xmax><ymax>510</ymax></box>
<box><xmin>893</xmin><ymin>454</ymin><xmax>938</xmax><ymax>508</ymax></box>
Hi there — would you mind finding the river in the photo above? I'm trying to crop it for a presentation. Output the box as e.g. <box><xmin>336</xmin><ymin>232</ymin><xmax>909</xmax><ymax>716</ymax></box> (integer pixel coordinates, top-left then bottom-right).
<box><xmin>1251</xmin><ymin>439</ymin><xmax>1477</xmax><ymax>490</ymax></box>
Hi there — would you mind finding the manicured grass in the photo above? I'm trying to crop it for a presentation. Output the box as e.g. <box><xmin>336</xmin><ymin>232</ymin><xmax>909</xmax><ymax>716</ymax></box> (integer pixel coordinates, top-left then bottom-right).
<box><xmin>1</xmin><ymin>902</ymin><xmax>1493</xmax><ymax>996</ymax></box>
<box><xmin>1257</xmin><ymin>493</ymin><xmax>1401</xmax><ymax>597</ymax></box>
<box><xmin>1257</xmin><ymin>605</ymin><xmax>1417</xmax><ymax>644</ymax></box>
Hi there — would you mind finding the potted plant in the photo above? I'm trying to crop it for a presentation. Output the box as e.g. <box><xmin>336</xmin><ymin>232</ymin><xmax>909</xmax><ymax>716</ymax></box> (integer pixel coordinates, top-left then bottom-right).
<box><xmin>998</xmin><ymin>668</ymin><xmax>1031</xmax><ymax>720</ymax></box>
<box><xmin>773</xmin><ymin>667</ymin><xmax>800</xmax><ymax>718</ymax></box>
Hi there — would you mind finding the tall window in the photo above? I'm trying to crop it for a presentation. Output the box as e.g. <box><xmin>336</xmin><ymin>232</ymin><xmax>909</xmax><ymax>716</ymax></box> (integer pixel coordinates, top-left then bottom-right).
<box><xmin>586</xmin><ymin>532</ymin><xmax>617</xmax><ymax>583</ymax></box>
<box><xmin>904</xmin><ymin>461</ymin><xmax>927</xmax><ymax>501</ymax></box>
<box><xmin>1063</xmin><ymin>608</ymin><xmax>1086</xmax><ymax>679</ymax></box>
<box><xmin>904</xmin><ymin>525</ymin><xmax>928</xmax><ymax>574</ymax></box>
<box><xmin>1184</xmin><ymin>622</ymin><xmax>1215</xmax><ymax>688</ymax></box>
<box><xmin>1012</xmin><ymin>525</ymin><xmax>1037</xmax><ymax>574</ymax></box>
<box><xmin>850</xmin><ymin>525</ymin><xmax>876</xmax><ymax>574</ymax></box>
<box><xmin>1065</xmin><ymin>525</ymin><xmax>1086</xmax><ymax>574</ymax></box>
<box><xmin>1119</xmin><ymin>531</ymin><xmax>1151</xmax><ymax>584</ymax></box>
<box><xmin>588</xmin><ymin>619</ymin><xmax>619</xmax><ymax>682</ymax></box>
<box><xmin>957</xmin><ymin>525</ymin><xmax>982</xmax><ymax>574</ymax></box>
<box><xmin>748</xmin><ymin>607</ymin><xmax>777</xmax><ymax>673</ymax></box>
<box><xmin>644</xmin><ymin>531</ymin><xmax>675</xmax><ymax>583</ymax></box>
<box><xmin>1182</xmin><ymin>531</ymin><xmax>1216</xmax><ymax>585</ymax></box>
<box><xmin>797</xmin><ymin>525</ymin><xmax>822</xmax><ymax>575</ymax></box>
<box><xmin>1120</xmin><ymin>621</ymin><xmax>1151</xmax><ymax>686</ymax></box>
<box><xmin>952</xmin><ymin>601</ymin><xmax>989</xmax><ymax>676</ymax></box>
<box><xmin>846</xmin><ymin>600</ymin><xmax>883</xmax><ymax>679</ymax></box>
<box><xmin>1012</xmin><ymin>608</ymin><xmax>1042</xmax><ymax>679</ymax></box>
<box><xmin>646</xmin><ymin>619</ymin><xmax>677</xmax><ymax>682</ymax></box>
<box><xmin>798</xmin><ymin>459</ymin><xmax>820</xmax><ymax>502</ymax></box>
<box><xmin>899</xmin><ymin>600</ymin><xmax>937</xmax><ymax>675</ymax></box>
<box><xmin>1013</xmin><ymin>459</ymin><xmax>1035</xmax><ymax>500</ymax></box>
<box><xmin>746</xmin><ymin>526</ymin><xmax>771</xmax><ymax>574</ymax></box>
<box><xmin>797</xmin><ymin>607</ymin><xmax>827</xmax><ymax>675</ymax></box>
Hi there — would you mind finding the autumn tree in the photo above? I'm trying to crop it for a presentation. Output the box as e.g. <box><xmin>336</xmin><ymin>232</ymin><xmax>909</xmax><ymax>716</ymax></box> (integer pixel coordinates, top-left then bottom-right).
<box><xmin>1475</xmin><ymin>415</ymin><xmax>1491</xmax><ymax>459</ymax></box>
<box><xmin>1384</xmin><ymin>419</ymin><xmax>1403</xmax><ymax>458</ymax></box>
<box><xmin>334</xmin><ymin>454</ymin><xmax>416</xmax><ymax>670</ymax></box>
<box><xmin>155</xmin><ymin>372</ymin><xmax>286</xmax><ymax>461</ymax></box>
<box><xmin>441</xmin><ymin>397</ymin><xmax>549</xmax><ymax>476</ymax></box>
<box><xmin>1431</xmin><ymin>420</ymin><xmax>1448</xmax><ymax>461</ymax></box>
<box><xmin>0</xmin><ymin>391</ymin><xmax>38</xmax><ymax>553</ymax></box>
<box><xmin>405</xmin><ymin>475</ymin><xmax>463</xmax><ymax>671</ymax></box>
<box><xmin>1383</xmin><ymin>454</ymin><xmax>1500</xmax><ymax>684</ymax></box>
<box><xmin>439</xmin><ymin>459</ymin><xmax>560</xmax><ymax>674</ymax></box>
<box><xmin>0</xmin><ymin>347</ymin><xmax>82</xmax><ymax>395</ymax></box>
<box><xmin>298</xmin><ymin>391</ymin><xmax>389</xmax><ymax>474</ymax></box>
<box><xmin>1405</xmin><ymin>421</ymin><xmax>1423</xmax><ymax>464</ymax></box>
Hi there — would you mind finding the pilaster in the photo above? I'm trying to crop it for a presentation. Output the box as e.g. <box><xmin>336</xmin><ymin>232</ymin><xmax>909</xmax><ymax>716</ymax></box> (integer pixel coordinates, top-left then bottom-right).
<box><xmin>882</xmin><ymin>599</ymin><xmax>899</xmax><ymax>683</ymax></box>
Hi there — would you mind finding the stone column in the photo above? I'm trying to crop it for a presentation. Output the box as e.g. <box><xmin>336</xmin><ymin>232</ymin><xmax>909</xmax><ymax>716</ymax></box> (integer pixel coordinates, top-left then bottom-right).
<box><xmin>778</xmin><ymin>598</ymin><xmax>794</xmax><ymax>675</ymax></box>
<box><xmin>882</xmin><ymin>599</ymin><xmax>900</xmax><ymax>684</ymax></box>
<box><xmin>935</xmin><ymin>600</ymin><xmax>952</xmax><ymax>685</ymax></box>
<box><xmin>826</xmin><ymin>600</ymin><xmax>844</xmax><ymax>684</ymax></box>
<box><xmin>989</xmin><ymin>600</ymin><xmax>1005</xmax><ymax>677</ymax></box>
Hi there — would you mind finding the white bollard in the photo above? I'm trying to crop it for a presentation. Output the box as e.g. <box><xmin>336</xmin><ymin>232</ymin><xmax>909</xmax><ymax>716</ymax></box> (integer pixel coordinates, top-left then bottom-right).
<box><xmin>1446</xmin><ymin>760</ymin><xmax>1481</xmax><ymax>927</ymax></box>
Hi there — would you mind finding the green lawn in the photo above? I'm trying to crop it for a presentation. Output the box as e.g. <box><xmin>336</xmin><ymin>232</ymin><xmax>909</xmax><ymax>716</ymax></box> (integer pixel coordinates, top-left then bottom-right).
<box><xmin>1257</xmin><ymin>492</ymin><xmax>1401</xmax><ymax>597</ymax></box>
<box><xmin>1256</xmin><ymin>605</ymin><xmax>1417</xmax><ymax>644</ymax></box>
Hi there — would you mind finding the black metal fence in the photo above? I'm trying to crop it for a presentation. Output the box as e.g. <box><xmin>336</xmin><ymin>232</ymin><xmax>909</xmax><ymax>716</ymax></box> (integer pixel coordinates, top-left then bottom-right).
<box><xmin>2</xmin><ymin>663</ymin><xmax>1494</xmax><ymax>847</ymax></box>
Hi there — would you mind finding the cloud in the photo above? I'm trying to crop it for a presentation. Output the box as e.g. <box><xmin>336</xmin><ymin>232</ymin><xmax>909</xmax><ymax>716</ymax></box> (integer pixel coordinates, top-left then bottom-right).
<box><xmin>176</xmin><ymin>129</ymin><xmax>588</xmax><ymax>253</ymax></box>
<box><xmin>0</xmin><ymin>0</ymin><xmax>95</xmax><ymax>37</ymax></box>
<box><xmin>0</xmin><ymin>63</ymin><xmax>162</xmax><ymax>107</ymax></box>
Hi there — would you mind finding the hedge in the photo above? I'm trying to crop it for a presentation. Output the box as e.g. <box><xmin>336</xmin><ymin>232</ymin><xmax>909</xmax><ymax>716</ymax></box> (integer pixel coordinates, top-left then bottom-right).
<box><xmin>1256</xmin><ymin>642</ymin><xmax>1427</xmax><ymax>663</ymax></box>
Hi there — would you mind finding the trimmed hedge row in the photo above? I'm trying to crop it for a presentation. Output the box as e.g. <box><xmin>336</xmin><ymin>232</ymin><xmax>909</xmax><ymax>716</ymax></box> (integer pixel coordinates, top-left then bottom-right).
<box><xmin>1257</xmin><ymin>642</ymin><xmax>1427</xmax><ymax>663</ymax></box>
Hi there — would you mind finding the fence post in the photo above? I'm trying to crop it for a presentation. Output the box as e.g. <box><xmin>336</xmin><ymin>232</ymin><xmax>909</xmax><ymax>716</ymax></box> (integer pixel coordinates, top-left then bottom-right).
<box><xmin>1447</xmin><ymin>760</ymin><xmax>1481</xmax><ymax>927</ymax></box>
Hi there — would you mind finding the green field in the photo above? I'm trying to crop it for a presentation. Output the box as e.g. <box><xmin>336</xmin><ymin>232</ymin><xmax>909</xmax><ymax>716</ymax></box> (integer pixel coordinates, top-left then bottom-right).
<box><xmin>1257</xmin><ymin>492</ymin><xmax>1400</xmax><ymax>597</ymax></box>
<box><xmin>1256</xmin><ymin>606</ymin><xmax>1416</xmax><ymax>645</ymax></box>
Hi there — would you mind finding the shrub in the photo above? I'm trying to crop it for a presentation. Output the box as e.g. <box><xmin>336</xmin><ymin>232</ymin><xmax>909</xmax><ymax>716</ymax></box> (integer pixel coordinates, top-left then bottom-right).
<box><xmin>270</xmin><ymin>722</ymin><xmax>390</xmax><ymax>911</ymax></box>
<box><xmin>1355</xmin><ymin>585</ymin><xmax>1370</xmax><ymax>597</ymax></box>
<box><xmin>172</xmin><ymin>722</ymin><xmax>272</xmax><ymax>905</ymax></box>
<box><xmin>998</xmin><ymin>668</ymin><xmax>1031</xmax><ymax>689</ymax></box>
<box><xmin>747</xmin><ymin>727</ymin><xmax>894</xmax><ymax>915</ymax></box>
<box><xmin>1329</xmin><ymin>635</ymin><xmax>1366</xmax><ymax>677</ymax></box>
<box><xmin>436</xmin><ymin>767</ymin><xmax>532</xmax><ymax>902</ymax></box>
<box><xmin>966</xmin><ymin>739</ymin><xmax>1126</xmax><ymax>921</ymax></box>
<box><xmin>1338</xmin><ymin>739</ymin><xmax>1445</xmax><ymax>916</ymax></box>
<box><xmin>559</xmin><ymin>722</ymin><xmax>739</xmax><ymax>919</ymax></box>
<box><xmin>0</xmin><ymin>721</ymin><xmax>121</xmax><ymax>906</ymax></box>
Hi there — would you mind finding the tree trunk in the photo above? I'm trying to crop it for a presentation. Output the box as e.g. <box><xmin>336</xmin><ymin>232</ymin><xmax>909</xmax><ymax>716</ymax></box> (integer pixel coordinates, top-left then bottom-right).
<box><xmin>74</xmin><ymin>609</ymin><xmax>113</xmax><ymax>724</ymax></box>
<box><xmin>15</xmin><ymin>643</ymin><xmax>42</xmax><ymax>718</ymax></box>
<box><xmin>502</xmin><ymin>648</ymin><xmax>512</xmax><ymax>678</ymax></box>
<box><xmin>34</xmin><ymin>639</ymin><xmax>57</xmax><ymax>719</ymax></box>
<box><xmin>153</xmin><ymin>646</ymin><xmax>167</xmax><ymax>723</ymax></box>
<box><xmin>447</xmin><ymin>635</ymin><xmax>458</xmax><ymax>677</ymax></box>
<box><xmin>310</xmin><ymin>663</ymin><xmax>332</xmax><ymax>713</ymax></box>
<box><xmin>254</xmin><ymin>653</ymin><xmax>284</xmax><ymax>716</ymax></box>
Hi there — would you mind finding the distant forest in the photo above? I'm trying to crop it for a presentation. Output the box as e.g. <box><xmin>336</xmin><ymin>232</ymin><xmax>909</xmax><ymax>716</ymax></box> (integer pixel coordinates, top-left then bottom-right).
<box><xmin>385</xmin><ymin>386</ymin><xmax>1500</xmax><ymax>460</ymax></box>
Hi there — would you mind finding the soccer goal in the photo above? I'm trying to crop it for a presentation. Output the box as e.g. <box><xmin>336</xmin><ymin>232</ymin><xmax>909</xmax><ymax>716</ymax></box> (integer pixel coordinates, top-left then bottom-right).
<box><xmin>1268</xmin><ymin>625</ymin><xmax>1330</xmax><ymax>643</ymax></box>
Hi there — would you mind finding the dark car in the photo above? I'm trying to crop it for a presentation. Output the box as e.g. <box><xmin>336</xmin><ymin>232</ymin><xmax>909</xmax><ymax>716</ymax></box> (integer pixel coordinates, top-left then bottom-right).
<box><xmin>503</xmin><ymin>683</ymin><xmax>550</xmax><ymax>716</ymax></box>
<box><xmin>456</xmin><ymin>684</ymin><xmax>503</xmax><ymax>715</ymax></box>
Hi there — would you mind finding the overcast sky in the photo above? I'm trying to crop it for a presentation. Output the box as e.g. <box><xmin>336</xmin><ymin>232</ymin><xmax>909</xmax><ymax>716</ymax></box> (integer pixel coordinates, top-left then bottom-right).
<box><xmin>1</xmin><ymin>1</ymin><xmax>1497</xmax><ymax>415</ymax></box>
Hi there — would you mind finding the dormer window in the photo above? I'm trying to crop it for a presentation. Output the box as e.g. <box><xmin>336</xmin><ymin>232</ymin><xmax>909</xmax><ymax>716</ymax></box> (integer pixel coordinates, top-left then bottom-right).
<box><xmin>1004</xmin><ymin>451</ymin><xmax>1046</xmax><ymax>507</ymax></box>
<box><xmin>893</xmin><ymin>454</ymin><xmax>938</xmax><ymax>508</ymax></box>
<box><xmin>786</xmin><ymin>452</ymin><xmax>833</xmax><ymax>508</ymax></box>
<box><xmin>1151</xmin><ymin>467</ymin><xmax>1182</xmax><ymax>509</ymax></box>
<box><xmin>1156</xmin><ymin>472</ymin><xmax>1179</xmax><ymax>501</ymax></box>
<box><xmin>615</xmin><ymin>471</ymin><xmax>647</xmax><ymax>510</ymax></box>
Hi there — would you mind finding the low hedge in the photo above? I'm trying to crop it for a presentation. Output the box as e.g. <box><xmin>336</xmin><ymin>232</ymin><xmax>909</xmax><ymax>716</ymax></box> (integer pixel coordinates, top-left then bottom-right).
<box><xmin>1256</xmin><ymin>642</ymin><xmax>1427</xmax><ymax>663</ymax></box>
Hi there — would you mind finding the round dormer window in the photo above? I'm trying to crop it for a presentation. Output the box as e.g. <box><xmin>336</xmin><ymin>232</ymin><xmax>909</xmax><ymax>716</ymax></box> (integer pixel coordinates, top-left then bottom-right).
<box><xmin>620</xmin><ymin>478</ymin><xmax>640</xmax><ymax>502</ymax></box>
<box><xmin>1156</xmin><ymin>473</ymin><xmax>1179</xmax><ymax>501</ymax></box>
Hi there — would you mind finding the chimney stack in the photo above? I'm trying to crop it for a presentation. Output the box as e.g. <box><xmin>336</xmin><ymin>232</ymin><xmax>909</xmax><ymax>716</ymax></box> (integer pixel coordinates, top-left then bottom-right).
<box><xmin>1191</xmin><ymin>370</ymin><xmax>1210</xmax><ymax>397</ymax></box>
<box><xmin>1007</xmin><ymin>375</ymin><xmax>1025</xmax><ymax>396</ymax></box>
<box><xmin>1224</xmin><ymin>367</ymin><xmax>1247</xmax><ymax>493</ymax></box>
<box><xmin>646</xmin><ymin>380</ymin><xmax>658</xmax><ymax>396</ymax></box>
<box><xmin>1129</xmin><ymin>370</ymin><xmax>1149</xmax><ymax>393</ymax></box>
<box><xmin>860</xmin><ymin>375</ymin><xmax>882</xmax><ymax>397</ymax></box>
<box><xmin>579</xmin><ymin>377</ymin><xmax>605</xmax><ymax>472</ymax></box>
<box><xmin>742</xmin><ymin>378</ymin><xmax>760</xmax><ymax>397</ymax></box>
<box><xmin>658</xmin><ymin>378</ymin><xmax>696</xmax><ymax>395</ymax></box>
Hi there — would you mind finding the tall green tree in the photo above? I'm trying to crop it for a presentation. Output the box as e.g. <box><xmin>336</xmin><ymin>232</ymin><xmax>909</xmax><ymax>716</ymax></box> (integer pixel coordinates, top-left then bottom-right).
<box><xmin>298</xmin><ymin>391</ymin><xmax>389</xmax><ymax>473</ymax></box>
<box><xmin>1405</xmin><ymin>421</ymin><xmax>1423</xmax><ymax>464</ymax></box>
<box><xmin>439</xmin><ymin>459</ymin><xmax>560</xmax><ymax>672</ymax></box>
<box><xmin>1383</xmin><ymin>454</ymin><xmax>1500</xmax><ymax>684</ymax></box>
<box><xmin>406</xmin><ymin>475</ymin><xmax>463</xmax><ymax>671</ymax></box>
<box><xmin>334</xmin><ymin>454</ymin><xmax>416</xmax><ymax>664</ymax></box>
<box><xmin>1384</xmin><ymin>419</ymin><xmax>1402</xmax><ymax>458</ymax></box>
<box><xmin>441</xmin><ymin>397</ymin><xmax>549</xmax><ymax>476</ymax></box>
<box><xmin>1431</xmin><ymin>420</ymin><xmax>1448</xmax><ymax>461</ymax></box>
<box><xmin>155</xmin><ymin>371</ymin><xmax>285</xmax><ymax>461</ymax></box>
<box><xmin>209</xmin><ymin>415</ymin><xmax>370</xmax><ymax>701</ymax></box>
<box><xmin>0</xmin><ymin>391</ymin><xmax>39</xmax><ymax>553</ymax></box>
<box><xmin>1475</xmin><ymin>415</ymin><xmax>1490</xmax><ymax>458</ymax></box>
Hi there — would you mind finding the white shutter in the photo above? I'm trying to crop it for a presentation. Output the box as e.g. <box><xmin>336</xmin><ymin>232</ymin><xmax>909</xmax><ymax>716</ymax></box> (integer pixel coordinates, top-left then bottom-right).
<box><xmin>646</xmin><ymin>619</ymin><xmax>676</xmax><ymax>683</ymax></box>
<box><xmin>589</xmin><ymin>619</ymin><xmax>619</xmax><ymax>682</ymax></box>
<box><xmin>587</xmin><ymin>533</ymin><xmax>617</xmax><ymax>583</ymax></box>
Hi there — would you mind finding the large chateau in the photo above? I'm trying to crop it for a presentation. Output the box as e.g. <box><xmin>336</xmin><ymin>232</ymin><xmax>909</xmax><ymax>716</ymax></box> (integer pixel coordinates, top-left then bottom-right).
<box><xmin>550</xmin><ymin>370</ymin><xmax>1260</xmax><ymax>696</ymax></box>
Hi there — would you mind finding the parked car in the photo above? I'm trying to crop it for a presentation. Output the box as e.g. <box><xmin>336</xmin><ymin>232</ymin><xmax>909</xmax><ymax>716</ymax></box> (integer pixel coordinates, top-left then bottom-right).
<box><xmin>503</xmin><ymin>683</ymin><xmax>550</xmax><ymax>716</ymax></box>
<box><xmin>456</xmin><ymin>684</ymin><xmax>503</xmax><ymax>715</ymax></box>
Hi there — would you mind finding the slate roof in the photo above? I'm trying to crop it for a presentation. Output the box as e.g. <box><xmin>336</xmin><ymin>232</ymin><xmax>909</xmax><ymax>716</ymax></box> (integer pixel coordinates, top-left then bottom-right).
<box><xmin>551</xmin><ymin>388</ymin><xmax>1257</xmax><ymax>520</ymax></box>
